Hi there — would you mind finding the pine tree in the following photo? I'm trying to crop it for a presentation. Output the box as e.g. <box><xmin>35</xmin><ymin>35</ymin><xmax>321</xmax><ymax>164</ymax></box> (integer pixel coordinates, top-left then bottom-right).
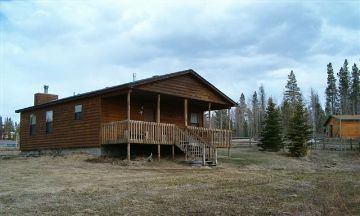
<box><xmin>351</xmin><ymin>63</ymin><xmax>360</xmax><ymax>114</ymax></box>
<box><xmin>284</xmin><ymin>70</ymin><xmax>302</xmax><ymax>106</ymax></box>
<box><xmin>3</xmin><ymin>117</ymin><xmax>15</xmax><ymax>140</ymax></box>
<box><xmin>259</xmin><ymin>85</ymin><xmax>266</xmax><ymax>133</ymax></box>
<box><xmin>251</xmin><ymin>91</ymin><xmax>260</xmax><ymax>139</ymax></box>
<box><xmin>235</xmin><ymin>93</ymin><xmax>247</xmax><ymax>137</ymax></box>
<box><xmin>259</xmin><ymin>97</ymin><xmax>283</xmax><ymax>151</ymax></box>
<box><xmin>282</xmin><ymin>70</ymin><xmax>302</xmax><ymax>136</ymax></box>
<box><xmin>337</xmin><ymin>59</ymin><xmax>351</xmax><ymax>114</ymax></box>
<box><xmin>325</xmin><ymin>62</ymin><xmax>339</xmax><ymax>116</ymax></box>
<box><xmin>309</xmin><ymin>89</ymin><xmax>326</xmax><ymax>138</ymax></box>
<box><xmin>287</xmin><ymin>100</ymin><xmax>312</xmax><ymax>157</ymax></box>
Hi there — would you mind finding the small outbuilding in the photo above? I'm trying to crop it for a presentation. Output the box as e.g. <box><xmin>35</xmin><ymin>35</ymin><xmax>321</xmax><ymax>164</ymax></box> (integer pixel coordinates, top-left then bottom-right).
<box><xmin>324</xmin><ymin>115</ymin><xmax>360</xmax><ymax>139</ymax></box>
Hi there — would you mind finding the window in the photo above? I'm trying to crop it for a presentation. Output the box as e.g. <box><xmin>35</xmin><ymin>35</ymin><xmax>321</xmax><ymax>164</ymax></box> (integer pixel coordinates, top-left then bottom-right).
<box><xmin>29</xmin><ymin>114</ymin><xmax>36</xmax><ymax>135</ymax></box>
<box><xmin>190</xmin><ymin>113</ymin><xmax>200</xmax><ymax>127</ymax></box>
<box><xmin>46</xmin><ymin>110</ymin><xmax>53</xmax><ymax>134</ymax></box>
<box><xmin>74</xmin><ymin>105</ymin><xmax>82</xmax><ymax>120</ymax></box>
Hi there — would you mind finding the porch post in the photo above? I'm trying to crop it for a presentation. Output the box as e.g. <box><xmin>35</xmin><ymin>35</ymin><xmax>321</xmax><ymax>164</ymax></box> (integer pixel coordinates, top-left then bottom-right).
<box><xmin>184</xmin><ymin>98</ymin><xmax>188</xmax><ymax>127</ymax></box>
<box><xmin>127</xmin><ymin>143</ymin><xmax>130</xmax><ymax>161</ymax></box>
<box><xmin>127</xmin><ymin>90</ymin><xmax>131</xmax><ymax>120</ymax></box>
<box><xmin>158</xmin><ymin>144</ymin><xmax>161</xmax><ymax>161</ymax></box>
<box><xmin>228</xmin><ymin>108</ymin><xmax>231</xmax><ymax>158</ymax></box>
<box><xmin>208</xmin><ymin>103</ymin><xmax>211</xmax><ymax>129</ymax></box>
<box><xmin>208</xmin><ymin>103</ymin><xmax>211</xmax><ymax>159</ymax></box>
<box><xmin>127</xmin><ymin>90</ymin><xmax>131</xmax><ymax>161</ymax></box>
<box><xmin>157</xmin><ymin>94</ymin><xmax>160</xmax><ymax>123</ymax></box>
<box><xmin>172</xmin><ymin>144</ymin><xmax>175</xmax><ymax>160</ymax></box>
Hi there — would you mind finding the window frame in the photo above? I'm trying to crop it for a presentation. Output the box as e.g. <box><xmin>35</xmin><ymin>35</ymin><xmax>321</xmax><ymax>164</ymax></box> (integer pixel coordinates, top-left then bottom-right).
<box><xmin>29</xmin><ymin>114</ymin><xmax>36</xmax><ymax>136</ymax></box>
<box><xmin>74</xmin><ymin>104</ymin><xmax>82</xmax><ymax>120</ymax></box>
<box><xmin>45</xmin><ymin>110</ymin><xmax>53</xmax><ymax>134</ymax></box>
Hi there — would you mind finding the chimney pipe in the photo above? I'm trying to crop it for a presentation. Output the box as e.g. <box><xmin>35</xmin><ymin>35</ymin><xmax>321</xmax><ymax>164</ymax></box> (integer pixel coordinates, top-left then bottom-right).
<box><xmin>44</xmin><ymin>85</ymin><xmax>49</xmax><ymax>94</ymax></box>
<box><xmin>133</xmin><ymin>73</ymin><xmax>136</xmax><ymax>82</ymax></box>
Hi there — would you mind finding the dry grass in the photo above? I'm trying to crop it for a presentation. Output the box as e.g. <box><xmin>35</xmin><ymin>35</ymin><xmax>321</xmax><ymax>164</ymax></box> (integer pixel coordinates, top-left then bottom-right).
<box><xmin>0</xmin><ymin>147</ymin><xmax>359</xmax><ymax>215</ymax></box>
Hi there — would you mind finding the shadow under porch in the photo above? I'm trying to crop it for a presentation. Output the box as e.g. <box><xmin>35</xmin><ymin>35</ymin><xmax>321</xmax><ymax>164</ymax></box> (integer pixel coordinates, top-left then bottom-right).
<box><xmin>101</xmin><ymin>144</ymin><xmax>185</xmax><ymax>161</ymax></box>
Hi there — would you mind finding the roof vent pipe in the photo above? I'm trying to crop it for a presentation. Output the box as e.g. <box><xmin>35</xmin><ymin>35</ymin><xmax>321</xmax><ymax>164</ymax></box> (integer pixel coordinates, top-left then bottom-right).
<box><xmin>44</xmin><ymin>85</ymin><xmax>49</xmax><ymax>94</ymax></box>
<box><xmin>133</xmin><ymin>73</ymin><xmax>136</xmax><ymax>82</ymax></box>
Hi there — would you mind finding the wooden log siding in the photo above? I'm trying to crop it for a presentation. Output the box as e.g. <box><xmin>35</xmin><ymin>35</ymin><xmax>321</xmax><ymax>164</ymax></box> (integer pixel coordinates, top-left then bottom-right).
<box><xmin>186</xmin><ymin>126</ymin><xmax>231</xmax><ymax>148</ymax></box>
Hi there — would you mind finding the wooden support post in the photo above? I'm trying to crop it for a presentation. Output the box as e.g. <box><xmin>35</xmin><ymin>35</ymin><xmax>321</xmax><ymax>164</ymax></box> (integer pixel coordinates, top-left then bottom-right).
<box><xmin>158</xmin><ymin>144</ymin><xmax>160</xmax><ymax>161</ymax></box>
<box><xmin>157</xmin><ymin>94</ymin><xmax>160</xmax><ymax>123</ymax></box>
<box><xmin>127</xmin><ymin>143</ymin><xmax>130</xmax><ymax>161</ymax></box>
<box><xmin>127</xmin><ymin>90</ymin><xmax>131</xmax><ymax>120</ymax></box>
<box><xmin>172</xmin><ymin>144</ymin><xmax>175</xmax><ymax>160</ymax></box>
<box><xmin>215</xmin><ymin>148</ymin><xmax>218</xmax><ymax>165</ymax></box>
<box><xmin>184</xmin><ymin>98</ymin><xmax>188</xmax><ymax>127</ymax></box>
<box><xmin>228</xmin><ymin>108</ymin><xmax>231</xmax><ymax>158</ymax></box>
<box><xmin>208</xmin><ymin>103</ymin><xmax>211</xmax><ymax>129</ymax></box>
<box><xmin>202</xmin><ymin>145</ymin><xmax>206</xmax><ymax>166</ymax></box>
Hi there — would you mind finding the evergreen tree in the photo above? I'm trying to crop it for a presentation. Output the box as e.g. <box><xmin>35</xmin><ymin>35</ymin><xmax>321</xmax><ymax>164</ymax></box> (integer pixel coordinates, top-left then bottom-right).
<box><xmin>259</xmin><ymin>85</ymin><xmax>266</xmax><ymax>133</ymax></box>
<box><xmin>3</xmin><ymin>117</ymin><xmax>15</xmax><ymax>140</ymax></box>
<box><xmin>284</xmin><ymin>70</ymin><xmax>302</xmax><ymax>106</ymax></box>
<box><xmin>259</xmin><ymin>97</ymin><xmax>283</xmax><ymax>151</ymax></box>
<box><xmin>235</xmin><ymin>93</ymin><xmax>247</xmax><ymax>137</ymax></box>
<box><xmin>309</xmin><ymin>89</ymin><xmax>326</xmax><ymax>138</ymax></box>
<box><xmin>337</xmin><ymin>59</ymin><xmax>351</xmax><ymax>114</ymax></box>
<box><xmin>351</xmin><ymin>63</ymin><xmax>360</xmax><ymax>114</ymax></box>
<box><xmin>282</xmin><ymin>70</ymin><xmax>302</xmax><ymax>136</ymax></box>
<box><xmin>213</xmin><ymin>110</ymin><xmax>228</xmax><ymax>129</ymax></box>
<box><xmin>251</xmin><ymin>91</ymin><xmax>260</xmax><ymax>139</ymax></box>
<box><xmin>325</xmin><ymin>62</ymin><xmax>339</xmax><ymax>116</ymax></box>
<box><xmin>287</xmin><ymin>100</ymin><xmax>312</xmax><ymax>157</ymax></box>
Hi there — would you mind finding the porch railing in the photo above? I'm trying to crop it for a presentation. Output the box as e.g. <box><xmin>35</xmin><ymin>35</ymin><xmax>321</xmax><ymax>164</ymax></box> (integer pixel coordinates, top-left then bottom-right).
<box><xmin>101</xmin><ymin>120</ymin><xmax>232</xmax><ymax>148</ymax></box>
<box><xmin>101</xmin><ymin>120</ymin><xmax>176</xmax><ymax>145</ymax></box>
<box><xmin>186</xmin><ymin>126</ymin><xmax>231</xmax><ymax>148</ymax></box>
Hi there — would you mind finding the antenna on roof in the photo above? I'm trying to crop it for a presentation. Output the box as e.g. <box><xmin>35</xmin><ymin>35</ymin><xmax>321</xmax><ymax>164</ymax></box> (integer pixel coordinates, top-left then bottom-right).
<box><xmin>133</xmin><ymin>73</ymin><xmax>136</xmax><ymax>82</ymax></box>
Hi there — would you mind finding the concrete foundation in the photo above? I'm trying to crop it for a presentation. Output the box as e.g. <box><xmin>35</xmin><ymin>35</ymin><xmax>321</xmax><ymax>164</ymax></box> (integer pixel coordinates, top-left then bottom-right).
<box><xmin>21</xmin><ymin>147</ymin><xmax>102</xmax><ymax>157</ymax></box>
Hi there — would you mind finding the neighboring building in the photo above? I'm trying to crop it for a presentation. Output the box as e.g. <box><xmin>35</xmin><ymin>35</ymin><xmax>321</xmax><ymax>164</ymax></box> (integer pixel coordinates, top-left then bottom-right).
<box><xmin>324</xmin><ymin>115</ymin><xmax>360</xmax><ymax>139</ymax></box>
<box><xmin>15</xmin><ymin>70</ymin><xmax>236</xmax><ymax>164</ymax></box>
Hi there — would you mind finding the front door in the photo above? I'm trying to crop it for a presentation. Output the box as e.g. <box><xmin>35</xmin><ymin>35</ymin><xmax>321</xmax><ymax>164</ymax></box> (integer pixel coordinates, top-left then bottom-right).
<box><xmin>144</xmin><ymin>104</ymin><xmax>155</xmax><ymax>122</ymax></box>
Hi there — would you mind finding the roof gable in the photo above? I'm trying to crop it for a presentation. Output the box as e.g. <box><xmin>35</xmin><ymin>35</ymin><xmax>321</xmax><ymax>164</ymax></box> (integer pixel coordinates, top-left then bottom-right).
<box><xmin>135</xmin><ymin>72</ymin><xmax>233</xmax><ymax>105</ymax></box>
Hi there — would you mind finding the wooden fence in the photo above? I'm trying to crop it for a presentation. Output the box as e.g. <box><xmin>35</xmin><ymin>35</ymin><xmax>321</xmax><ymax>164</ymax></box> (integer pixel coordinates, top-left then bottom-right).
<box><xmin>309</xmin><ymin>138</ymin><xmax>360</xmax><ymax>151</ymax></box>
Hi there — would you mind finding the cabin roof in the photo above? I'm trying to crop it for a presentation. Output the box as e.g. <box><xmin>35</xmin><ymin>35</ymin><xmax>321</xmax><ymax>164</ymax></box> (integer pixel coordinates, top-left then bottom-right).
<box><xmin>324</xmin><ymin>115</ymin><xmax>360</xmax><ymax>126</ymax></box>
<box><xmin>15</xmin><ymin>69</ymin><xmax>236</xmax><ymax>113</ymax></box>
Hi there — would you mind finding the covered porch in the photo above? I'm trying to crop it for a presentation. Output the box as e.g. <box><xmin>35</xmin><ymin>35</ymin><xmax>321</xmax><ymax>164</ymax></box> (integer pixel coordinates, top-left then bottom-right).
<box><xmin>100</xmin><ymin>89</ymin><xmax>232</xmax><ymax>162</ymax></box>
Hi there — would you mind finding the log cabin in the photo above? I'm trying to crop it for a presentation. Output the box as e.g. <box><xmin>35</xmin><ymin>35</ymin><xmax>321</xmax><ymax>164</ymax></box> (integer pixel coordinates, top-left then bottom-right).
<box><xmin>324</xmin><ymin>115</ymin><xmax>360</xmax><ymax>139</ymax></box>
<box><xmin>15</xmin><ymin>69</ymin><xmax>236</xmax><ymax>165</ymax></box>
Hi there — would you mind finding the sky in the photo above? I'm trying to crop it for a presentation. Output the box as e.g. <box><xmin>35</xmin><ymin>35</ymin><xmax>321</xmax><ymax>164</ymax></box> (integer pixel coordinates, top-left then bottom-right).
<box><xmin>1</xmin><ymin>0</ymin><xmax>359</xmax><ymax>122</ymax></box>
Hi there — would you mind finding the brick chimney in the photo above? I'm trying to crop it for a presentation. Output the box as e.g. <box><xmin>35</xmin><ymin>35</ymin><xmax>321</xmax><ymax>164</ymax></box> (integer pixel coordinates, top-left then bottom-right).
<box><xmin>34</xmin><ymin>85</ymin><xmax>58</xmax><ymax>106</ymax></box>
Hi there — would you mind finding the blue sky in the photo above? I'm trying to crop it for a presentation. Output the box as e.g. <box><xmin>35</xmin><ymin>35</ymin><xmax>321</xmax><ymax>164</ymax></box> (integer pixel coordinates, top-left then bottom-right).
<box><xmin>1</xmin><ymin>0</ymin><xmax>359</xmax><ymax>122</ymax></box>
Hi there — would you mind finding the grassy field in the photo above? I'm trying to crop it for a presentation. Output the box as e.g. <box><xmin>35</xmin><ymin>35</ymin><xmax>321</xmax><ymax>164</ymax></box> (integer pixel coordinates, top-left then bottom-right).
<box><xmin>1</xmin><ymin>147</ymin><xmax>359</xmax><ymax>215</ymax></box>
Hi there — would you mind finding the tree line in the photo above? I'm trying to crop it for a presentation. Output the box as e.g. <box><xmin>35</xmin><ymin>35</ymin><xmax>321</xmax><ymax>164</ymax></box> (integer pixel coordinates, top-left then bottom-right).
<box><xmin>208</xmin><ymin>59</ymin><xmax>359</xmax><ymax>156</ymax></box>
<box><xmin>0</xmin><ymin>115</ymin><xmax>20</xmax><ymax>140</ymax></box>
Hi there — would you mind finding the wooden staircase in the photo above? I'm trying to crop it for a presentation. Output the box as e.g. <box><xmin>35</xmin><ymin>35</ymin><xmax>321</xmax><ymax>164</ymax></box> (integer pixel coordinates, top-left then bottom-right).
<box><xmin>174</xmin><ymin>126</ymin><xmax>217</xmax><ymax>166</ymax></box>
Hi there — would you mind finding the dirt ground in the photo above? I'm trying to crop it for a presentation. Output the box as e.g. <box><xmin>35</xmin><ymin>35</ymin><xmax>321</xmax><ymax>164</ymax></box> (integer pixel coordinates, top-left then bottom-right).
<box><xmin>1</xmin><ymin>147</ymin><xmax>360</xmax><ymax>216</ymax></box>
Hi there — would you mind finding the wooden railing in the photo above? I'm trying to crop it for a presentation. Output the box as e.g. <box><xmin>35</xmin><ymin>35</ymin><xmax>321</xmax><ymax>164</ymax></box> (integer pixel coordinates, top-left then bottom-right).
<box><xmin>101</xmin><ymin>120</ymin><xmax>231</xmax><ymax>161</ymax></box>
<box><xmin>186</xmin><ymin>126</ymin><xmax>232</xmax><ymax>148</ymax></box>
<box><xmin>101</xmin><ymin>121</ymin><xmax>129</xmax><ymax>144</ymax></box>
<box><xmin>101</xmin><ymin>120</ymin><xmax>176</xmax><ymax>145</ymax></box>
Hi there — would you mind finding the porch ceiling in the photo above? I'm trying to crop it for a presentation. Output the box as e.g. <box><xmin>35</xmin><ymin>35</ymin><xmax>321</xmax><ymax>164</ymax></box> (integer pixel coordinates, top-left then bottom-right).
<box><xmin>101</xmin><ymin>89</ymin><xmax>231</xmax><ymax>111</ymax></box>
